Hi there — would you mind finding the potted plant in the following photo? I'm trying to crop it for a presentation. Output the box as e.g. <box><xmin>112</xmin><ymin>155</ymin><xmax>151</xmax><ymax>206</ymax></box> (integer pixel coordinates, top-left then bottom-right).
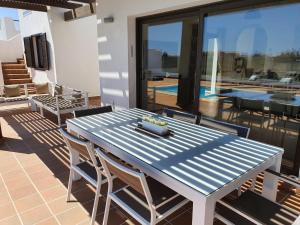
<box><xmin>141</xmin><ymin>115</ymin><xmax>169</xmax><ymax>135</ymax></box>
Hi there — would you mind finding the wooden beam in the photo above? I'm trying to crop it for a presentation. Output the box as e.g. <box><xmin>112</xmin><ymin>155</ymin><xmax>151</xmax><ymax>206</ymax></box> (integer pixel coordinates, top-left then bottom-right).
<box><xmin>64</xmin><ymin>2</ymin><xmax>95</xmax><ymax>21</ymax></box>
<box><xmin>0</xmin><ymin>0</ymin><xmax>47</xmax><ymax>12</ymax></box>
<box><xmin>68</xmin><ymin>0</ymin><xmax>95</xmax><ymax>3</ymax></box>
<box><xmin>16</xmin><ymin>0</ymin><xmax>83</xmax><ymax>9</ymax></box>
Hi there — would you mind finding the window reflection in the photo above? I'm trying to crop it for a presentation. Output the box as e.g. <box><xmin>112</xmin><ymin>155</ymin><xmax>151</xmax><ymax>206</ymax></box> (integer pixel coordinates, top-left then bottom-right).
<box><xmin>201</xmin><ymin>3</ymin><xmax>300</xmax><ymax>174</ymax></box>
<box><xmin>142</xmin><ymin>17</ymin><xmax>198</xmax><ymax>112</ymax></box>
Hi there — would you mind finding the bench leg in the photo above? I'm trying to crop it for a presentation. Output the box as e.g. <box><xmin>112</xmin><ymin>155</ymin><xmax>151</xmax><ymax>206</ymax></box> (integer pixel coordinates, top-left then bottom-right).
<box><xmin>31</xmin><ymin>101</ymin><xmax>37</xmax><ymax>112</ymax></box>
<box><xmin>57</xmin><ymin>114</ymin><xmax>61</xmax><ymax>127</ymax></box>
<box><xmin>40</xmin><ymin>107</ymin><xmax>44</xmax><ymax>117</ymax></box>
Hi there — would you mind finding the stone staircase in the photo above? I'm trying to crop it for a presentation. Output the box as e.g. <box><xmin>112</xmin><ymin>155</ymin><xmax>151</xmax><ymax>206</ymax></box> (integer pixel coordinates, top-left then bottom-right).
<box><xmin>1</xmin><ymin>58</ymin><xmax>36</xmax><ymax>94</ymax></box>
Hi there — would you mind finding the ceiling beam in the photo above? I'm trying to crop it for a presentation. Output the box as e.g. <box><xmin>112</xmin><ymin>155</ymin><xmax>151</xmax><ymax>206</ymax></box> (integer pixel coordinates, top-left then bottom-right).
<box><xmin>0</xmin><ymin>0</ymin><xmax>47</xmax><ymax>12</ymax></box>
<box><xmin>16</xmin><ymin>0</ymin><xmax>83</xmax><ymax>9</ymax></box>
<box><xmin>68</xmin><ymin>0</ymin><xmax>95</xmax><ymax>3</ymax></box>
<box><xmin>64</xmin><ymin>1</ymin><xmax>95</xmax><ymax>21</ymax></box>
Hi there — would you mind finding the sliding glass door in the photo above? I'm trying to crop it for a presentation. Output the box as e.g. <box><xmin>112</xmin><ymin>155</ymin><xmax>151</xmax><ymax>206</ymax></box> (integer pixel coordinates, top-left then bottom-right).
<box><xmin>139</xmin><ymin>16</ymin><xmax>199</xmax><ymax>112</ymax></box>
<box><xmin>137</xmin><ymin>0</ymin><xmax>300</xmax><ymax>175</ymax></box>
<box><xmin>200</xmin><ymin>2</ymin><xmax>300</xmax><ymax>175</ymax></box>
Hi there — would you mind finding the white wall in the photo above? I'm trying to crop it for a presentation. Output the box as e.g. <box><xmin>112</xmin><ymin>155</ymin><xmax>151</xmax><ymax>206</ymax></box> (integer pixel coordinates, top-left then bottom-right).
<box><xmin>96</xmin><ymin>0</ymin><xmax>222</xmax><ymax>109</ymax></box>
<box><xmin>50</xmin><ymin>9</ymin><xmax>100</xmax><ymax>96</ymax></box>
<box><xmin>0</xmin><ymin>34</ymin><xmax>23</xmax><ymax>62</ymax></box>
<box><xmin>18</xmin><ymin>8</ymin><xmax>100</xmax><ymax>96</ymax></box>
<box><xmin>18</xmin><ymin>10</ymin><xmax>57</xmax><ymax>84</ymax></box>
<box><xmin>0</xmin><ymin>17</ymin><xmax>19</xmax><ymax>40</ymax></box>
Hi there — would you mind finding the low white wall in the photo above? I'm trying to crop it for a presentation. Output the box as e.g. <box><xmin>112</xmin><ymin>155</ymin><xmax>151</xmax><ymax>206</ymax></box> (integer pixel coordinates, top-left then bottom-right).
<box><xmin>0</xmin><ymin>34</ymin><xmax>23</xmax><ymax>62</ymax></box>
<box><xmin>96</xmin><ymin>0</ymin><xmax>221</xmax><ymax>109</ymax></box>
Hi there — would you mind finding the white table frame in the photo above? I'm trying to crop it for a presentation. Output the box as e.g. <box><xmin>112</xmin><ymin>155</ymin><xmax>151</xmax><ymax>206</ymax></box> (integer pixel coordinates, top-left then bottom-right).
<box><xmin>67</xmin><ymin>114</ymin><xmax>283</xmax><ymax>225</ymax></box>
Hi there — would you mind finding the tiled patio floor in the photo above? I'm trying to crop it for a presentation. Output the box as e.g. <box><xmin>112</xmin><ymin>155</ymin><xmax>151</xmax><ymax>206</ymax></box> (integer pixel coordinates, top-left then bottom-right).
<box><xmin>0</xmin><ymin>105</ymin><xmax>299</xmax><ymax>225</ymax></box>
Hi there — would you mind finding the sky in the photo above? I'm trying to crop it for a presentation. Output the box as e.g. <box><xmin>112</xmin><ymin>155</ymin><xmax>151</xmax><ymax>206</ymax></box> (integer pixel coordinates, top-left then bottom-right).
<box><xmin>148</xmin><ymin>2</ymin><xmax>300</xmax><ymax>57</ymax></box>
<box><xmin>0</xmin><ymin>7</ymin><xmax>18</xmax><ymax>20</ymax></box>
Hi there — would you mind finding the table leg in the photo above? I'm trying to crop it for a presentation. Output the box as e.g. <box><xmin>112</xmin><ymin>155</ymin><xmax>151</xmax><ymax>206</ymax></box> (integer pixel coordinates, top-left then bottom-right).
<box><xmin>192</xmin><ymin>199</ymin><xmax>215</xmax><ymax>225</ymax></box>
<box><xmin>262</xmin><ymin>155</ymin><xmax>282</xmax><ymax>201</ymax></box>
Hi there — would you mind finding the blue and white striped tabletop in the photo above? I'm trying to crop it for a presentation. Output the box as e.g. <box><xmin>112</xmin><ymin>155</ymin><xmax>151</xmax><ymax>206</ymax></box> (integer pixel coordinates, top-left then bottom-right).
<box><xmin>67</xmin><ymin>108</ymin><xmax>284</xmax><ymax>196</ymax></box>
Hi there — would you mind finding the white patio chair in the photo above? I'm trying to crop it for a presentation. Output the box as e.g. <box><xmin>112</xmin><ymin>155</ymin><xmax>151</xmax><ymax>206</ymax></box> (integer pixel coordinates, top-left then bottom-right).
<box><xmin>60</xmin><ymin>128</ymin><xmax>107</xmax><ymax>225</ymax></box>
<box><xmin>96</xmin><ymin>148</ymin><xmax>190</xmax><ymax>225</ymax></box>
<box><xmin>215</xmin><ymin>169</ymin><xmax>300</xmax><ymax>225</ymax></box>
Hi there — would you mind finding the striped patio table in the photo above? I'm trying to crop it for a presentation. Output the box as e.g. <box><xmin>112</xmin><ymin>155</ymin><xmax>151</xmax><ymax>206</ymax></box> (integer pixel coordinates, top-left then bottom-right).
<box><xmin>66</xmin><ymin>108</ymin><xmax>284</xmax><ymax>225</ymax></box>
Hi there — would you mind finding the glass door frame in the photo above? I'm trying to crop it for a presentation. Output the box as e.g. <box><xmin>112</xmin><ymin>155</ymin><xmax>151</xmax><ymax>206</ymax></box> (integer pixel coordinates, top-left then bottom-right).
<box><xmin>136</xmin><ymin>10</ymin><xmax>204</xmax><ymax>113</ymax></box>
<box><xmin>136</xmin><ymin>0</ymin><xmax>300</xmax><ymax>175</ymax></box>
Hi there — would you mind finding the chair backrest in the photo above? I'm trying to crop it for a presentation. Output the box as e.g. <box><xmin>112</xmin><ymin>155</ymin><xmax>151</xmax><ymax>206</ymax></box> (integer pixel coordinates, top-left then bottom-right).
<box><xmin>59</xmin><ymin>128</ymin><xmax>99</xmax><ymax>167</ymax></box>
<box><xmin>200</xmin><ymin>117</ymin><xmax>250</xmax><ymax>138</ymax></box>
<box><xmin>163</xmin><ymin>108</ymin><xmax>201</xmax><ymax>124</ymax></box>
<box><xmin>96</xmin><ymin>149</ymin><xmax>152</xmax><ymax>201</ymax></box>
<box><xmin>269</xmin><ymin>101</ymin><xmax>287</xmax><ymax>116</ymax></box>
<box><xmin>74</xmin><ymin>105</ymin><xmax>113</xmax><ymax>118</ymax></box>
<box><xmin>240</xmin><ymin>98</ymin><xmax>264</xmax><ymax>111</ymax></box>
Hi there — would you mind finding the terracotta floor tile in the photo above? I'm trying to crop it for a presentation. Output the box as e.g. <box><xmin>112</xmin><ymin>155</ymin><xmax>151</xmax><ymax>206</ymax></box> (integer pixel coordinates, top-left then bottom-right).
<box><xmin>41</xmin><ymin>185</ymin><xmax>68</xmax><ymax>203</ymax></box>
<box><xmin>5</xmin><ymin>177</ymin><xmax>32</xmax><ymax>191</ymax></box>
<box><xmin>81</xmin><ymin>197</ymin><xmax>107</xmax><ymax>217</ymax></box>
<box><xmin>71</xmin><ymin>186</ymin><xmax>97</xmax><ymax>204</ymax></box>
<box><xmin>95</xmin><ymin>207</ymin><xmax>128</xmax><ymax>225</ymax></box>
<box><xmin>166</xmin><ymin>209</ymin><xmax>192</xmax><ymax>225</ymax></box>
<box><xmin>48</xmin><ymin>196</ymin><xmax>81</xmax><ymax>215</ymax></box>
<box><xmin>14</xmin><ymin>193</ymin><xmax>44</xmax><ymax>213</ymax></box>
<box><xmin>0</xmin><ymin>203</ymin><xmax>17</xmax><ymax>220</ymax></box>
<box><xmin>0</xmin><ymin>178</ymin><xmax>6</xmax><ymax>192</ymax></box>
<box><xmin>56</xmin><ymin>205</ymin><xmax>90</xmax><ymax>225</ymax></box>
<box><xmin>0</xmin><ymin>215</ymin><xmax>22</xmax><ymax>225</ymax></box>
<box><xmin>24</xmin><ymin>163</ymin><xmax>50</xmax><ymax>175</ymax></box>
<box><xmin>32</xmin><ymin>176</ymin><xmax>62</xmax><ymax>191</ymax></box>
<box><xmin>28</xmin><ymin>169</ymin><xmax>56</xmax><ymax>182</ymax></box>
<box><xmin>0</xmin><ymin>160</ymin><xmax>20</xmax><ymax>173</ymax></box>
<box><xmin>0</xmin><ymin>192</ymin><xmax>10</xmax><ymax>207</ymax></box>
<box><xmin>76</xmin><ymin>206</ymin><xmax>128</xmax><ymax>225</ymax></box>
<box><xmin>19</xmin><ymin>155</ymin><xmax>43</xmax><ymax>168</ymax></box>
<box><xmin>35</xmin><ymin>217</ymin><xmax>60</xmax><ymax>225</ymax></box>
<box><xmin>1</xmin><ymin>170</ymin><xmax>26</xmax><ymax>183</ymax></box>
<box><xmin>9</xmin><ymin>184</ymin><xmax>37</xmax><ymax>200</ymax></box>
<box><xmin>19</xmin><ymin>204</ymin><xmax>52</xmax><ymax>225</ymax></box>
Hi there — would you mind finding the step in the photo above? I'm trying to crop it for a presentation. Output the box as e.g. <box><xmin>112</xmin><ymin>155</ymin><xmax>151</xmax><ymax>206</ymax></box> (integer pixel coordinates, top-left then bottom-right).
<box><xmin>4</xmin><ymin>78</ymin><xmax>32</xmax><ymax>85</ymax></box>
<box><xmin>20</xmin><ymin>90</ymin><xmax>36</xmax><ymax>95</ymax></box>
<box><xmin>2</xmin><ymin>64</ymin><xmax>26</xmax><ymax>69</ymax></box>
<box><xmin>4</xmin><ymin>74</ymin><xmax>30</xmax><ymax>79</ymax></box>
<box><xmin>3</xmin><ymin>69</ymin><xmax>28</xmax><ymax>74</ymax></box>
<box><xmin>17</xmin><ymin>59</ymin><xmax>25</xmax><ymax>64</ymax></box>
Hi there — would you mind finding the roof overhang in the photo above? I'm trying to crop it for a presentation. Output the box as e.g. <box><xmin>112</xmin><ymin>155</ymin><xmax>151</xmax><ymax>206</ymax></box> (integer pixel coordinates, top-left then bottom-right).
<box><xmin>0</xmin><ymin>0</ymin><xmax>95</xmax><ymax>12</ymax></box>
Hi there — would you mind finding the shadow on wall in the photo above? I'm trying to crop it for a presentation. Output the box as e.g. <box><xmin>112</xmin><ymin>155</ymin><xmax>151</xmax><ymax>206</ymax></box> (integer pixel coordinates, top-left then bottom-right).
<box><xmin>97</xmin><ymin>29</ymin><xmax>130</xmax><ymax>109</ymax></box>
<box><xmin>99</xmin><ymin>71</ymin><xmax>129</xmax><ymax>110</ymax></box>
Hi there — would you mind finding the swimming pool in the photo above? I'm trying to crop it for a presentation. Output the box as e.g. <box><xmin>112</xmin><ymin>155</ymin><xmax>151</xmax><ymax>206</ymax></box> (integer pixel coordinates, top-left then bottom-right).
<box><xmin>154</xmin><ymin>85</ymin><xmax>219</xmax><ymax>99</ymax></box>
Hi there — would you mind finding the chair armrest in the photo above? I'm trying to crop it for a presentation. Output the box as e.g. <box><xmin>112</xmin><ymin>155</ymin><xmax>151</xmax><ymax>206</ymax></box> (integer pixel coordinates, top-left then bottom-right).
<box><xmin>265</xmin><ymin>169</ymin><xmax>300</xmax><ymax>188</ymax></box>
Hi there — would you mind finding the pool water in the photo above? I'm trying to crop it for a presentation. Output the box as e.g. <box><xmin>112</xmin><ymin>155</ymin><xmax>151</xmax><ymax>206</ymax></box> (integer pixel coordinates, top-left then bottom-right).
<box><xmin>155</xmin><ymin>85</ymin><xmax>219</xmax><ymax>99</ymax></box>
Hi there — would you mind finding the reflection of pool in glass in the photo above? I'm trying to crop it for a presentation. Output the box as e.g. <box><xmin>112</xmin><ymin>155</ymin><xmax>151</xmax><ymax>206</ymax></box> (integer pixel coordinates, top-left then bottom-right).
<box><xmin>154</xmin><ymin>85</ymin><xmax>219</xmax><ymax>99</ymax></box>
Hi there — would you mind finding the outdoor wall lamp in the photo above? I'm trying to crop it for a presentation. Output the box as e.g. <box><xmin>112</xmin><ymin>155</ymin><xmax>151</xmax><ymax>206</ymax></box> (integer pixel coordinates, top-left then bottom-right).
<box><xmin>103</xmin><ymin>16</ymin><xmax>114</xmax><ymax>23</ymax></box>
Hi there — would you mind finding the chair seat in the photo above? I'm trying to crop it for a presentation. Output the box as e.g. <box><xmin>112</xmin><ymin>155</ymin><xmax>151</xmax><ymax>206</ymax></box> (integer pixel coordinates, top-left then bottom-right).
<box><xmin>113</xmin><ymin>177</ymin><xmax>188</xmax><ymax>222</ymax></box>
<box><xmin>147</xmin><ymin>177</ymin><xmax>181</xmax><ymax>206</ymax></box>
<box><xmin>217</xmin><ymin>190</ymin><xmax>300</xmax><ymax>225</ymax></box>
<box><xmin>75</xmin><ymin>161</ymin><xmax>105</xmax><ymax>186</ymax></box>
